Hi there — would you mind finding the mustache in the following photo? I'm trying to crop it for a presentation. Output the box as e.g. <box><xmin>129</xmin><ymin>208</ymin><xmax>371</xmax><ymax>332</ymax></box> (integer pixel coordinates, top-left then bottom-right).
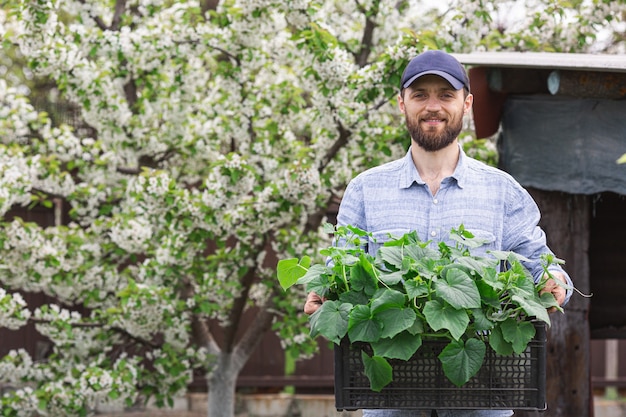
<box><xmin>421</xmin><ymin>112</ymin><xmax>445</xmax><ymax>120</ymax></box>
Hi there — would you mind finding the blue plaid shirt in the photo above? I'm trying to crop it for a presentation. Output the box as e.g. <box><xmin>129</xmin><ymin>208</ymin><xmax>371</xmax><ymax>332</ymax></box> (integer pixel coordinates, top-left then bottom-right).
<box><xmin>337</xmin><ymin>146</ymin><xmax>572</xmax><ymax>305</ymax></box>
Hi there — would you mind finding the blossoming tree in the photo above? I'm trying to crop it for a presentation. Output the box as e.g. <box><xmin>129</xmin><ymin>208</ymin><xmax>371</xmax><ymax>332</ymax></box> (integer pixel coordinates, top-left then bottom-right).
<box><xmin>0</xmin><ymin>0</ymin><xmax>622</xmax><ymax>416</ymax></box>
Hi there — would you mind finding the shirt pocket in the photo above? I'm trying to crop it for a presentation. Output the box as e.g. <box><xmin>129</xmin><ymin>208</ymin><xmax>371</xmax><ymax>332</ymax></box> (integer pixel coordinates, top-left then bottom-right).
<box><xmin>368</xmin><ymin>228</ymin><xmax>413</xmax><ymax>256</ymax></box>
<box><xmin>459</xmin><ymin>228</ymin><xmax>497</xmax><ymax>255</ymax></box>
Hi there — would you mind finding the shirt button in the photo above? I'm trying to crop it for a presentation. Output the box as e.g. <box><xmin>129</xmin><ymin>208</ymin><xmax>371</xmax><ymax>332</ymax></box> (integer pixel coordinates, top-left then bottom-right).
<box><xmin>433</xmin><ymin>198</ymin><xmax>438</xmax><ymax>204</ymax></box>
<box><xmin>430</xmin><ymin>231</ymin><xmax>437</xmax><ymax>237</ymax></box>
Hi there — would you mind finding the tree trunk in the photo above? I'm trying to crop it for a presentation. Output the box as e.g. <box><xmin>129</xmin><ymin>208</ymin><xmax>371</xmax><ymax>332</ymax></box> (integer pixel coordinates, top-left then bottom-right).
<box><xmin>207</xmin><ymin>352</ymin><xmax>238</xmax><ymax>417</ymax></box>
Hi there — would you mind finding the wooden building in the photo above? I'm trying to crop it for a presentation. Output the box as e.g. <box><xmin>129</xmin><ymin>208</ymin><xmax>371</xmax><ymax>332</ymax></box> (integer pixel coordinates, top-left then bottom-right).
<box><xmin>453</xmin><ymin>52</ymin><xmax>626</xmax><ymax>416</ymax></box>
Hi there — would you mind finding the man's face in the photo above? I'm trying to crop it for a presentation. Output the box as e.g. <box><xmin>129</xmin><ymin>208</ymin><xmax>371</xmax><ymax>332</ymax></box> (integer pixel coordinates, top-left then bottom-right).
<box><xmin>398</xmin><ymin>75</ymin><xmax>472</xmax><ymax>152</ymax></box>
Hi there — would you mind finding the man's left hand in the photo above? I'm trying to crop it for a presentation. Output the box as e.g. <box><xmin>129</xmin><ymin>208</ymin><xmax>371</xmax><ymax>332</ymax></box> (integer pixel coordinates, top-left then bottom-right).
<box><xmin>540</xmin><ymin>272</ymin><xmax>567</xmax><ymax>312</ymax></box>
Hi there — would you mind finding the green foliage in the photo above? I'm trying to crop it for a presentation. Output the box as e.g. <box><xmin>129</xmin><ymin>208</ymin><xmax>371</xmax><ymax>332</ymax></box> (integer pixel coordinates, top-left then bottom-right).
<box><xmin>277</xmin><ymin>224</ymin><xmax>560</xmax><ymax>389</ymax></box>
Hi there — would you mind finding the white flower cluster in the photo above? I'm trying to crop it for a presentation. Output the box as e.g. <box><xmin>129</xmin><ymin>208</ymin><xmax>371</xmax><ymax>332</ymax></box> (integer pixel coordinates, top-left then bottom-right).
<box><xmin>77</xmin><ymin>357</ymin><xmax>140</xmax><ymax>411</ymax></box>
<box><xmin>0</xmin><ymin>289</ymin><xmax>31</xmax><ymax>330</ymax></box>
<box><xmin>32</xmin><ymin>305</ymin><xmax>109</xmax><ymax>356</ymax></box>
<box><xmin>0</xmin><ymin>221</ymin><xmax>119</xmax><ymax>305</ymax></box>
<box><xmin>109</xmin><ymin>217</ymin><xmax>154</xmax><ymax>253</ymax></box>
<box><xmin>0</xmin><ymin>80</ymin><xmax>42</xmax><ymax>143</ymax></box>
<box><xmin>282</xmin><ymin>0</ymin><xmax>312</xmax><ymax>29</ymax></box>
<box><xmin>143</xmin><ymin>348</ymin><xmax>194</xmax><ymax>397</ymax></box>
<box><xmin>0</xmin><ymin>386</ymin><xmax>39</xmax><ymax>417</ymax></box>
<box><xmin>311</xmin><ymin>47</ymin><xmax>356</xmax><ymax>89</ymax></box>
<box><xmin>112</xmin><ymin>285</ymin><xmax>188</xmax><ymax>347</ymax></box>
<box><xmin>280</xmin><ymin>163</ymin><xmax>321</xmax><ymax>210</ymax></box>
<box><xmin>0</xmin><ymin>147</ymin><xmax>36</xmax><ymax>216</ymax></box>
<box><xmin>0</xmin><ymin>349</ymin><xmax>35</xmax><ymax>385</ymax></box>
<box><xmin>42</xmin><ymin>124</ymin><xmax>97</xmax><ymax>163</ymax></box>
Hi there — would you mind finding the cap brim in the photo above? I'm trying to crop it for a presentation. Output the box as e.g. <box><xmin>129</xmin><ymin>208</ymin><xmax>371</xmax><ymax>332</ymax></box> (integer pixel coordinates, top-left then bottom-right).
<box><xmin>402</xmin><ymin>70</ymin><xmax>465</xmax><ymax>90</ymax></box>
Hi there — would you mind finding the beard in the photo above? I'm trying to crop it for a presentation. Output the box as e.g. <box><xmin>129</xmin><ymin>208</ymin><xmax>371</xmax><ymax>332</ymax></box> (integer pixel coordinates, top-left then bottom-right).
<box><xmin>405</xmin><ymin>112</ymin><xmax>463</xmax><ymax>152</ymax></box>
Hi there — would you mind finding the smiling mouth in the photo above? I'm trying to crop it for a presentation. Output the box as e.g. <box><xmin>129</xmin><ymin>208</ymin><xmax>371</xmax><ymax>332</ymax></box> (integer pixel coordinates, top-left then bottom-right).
<box><xmin>422</xmin><ymin>118</ymin><xmax>445</xmax><ymax>126</ymax></box>
<box><xmin>421</xmin><ymin>113</ymin><xmax>446</xmax><ymax>124</ymax></box>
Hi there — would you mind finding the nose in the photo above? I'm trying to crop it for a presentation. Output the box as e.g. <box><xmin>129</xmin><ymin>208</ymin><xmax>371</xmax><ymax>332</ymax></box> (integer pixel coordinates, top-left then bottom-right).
<box><xmin>425</xmin><ymin>96</ymin><xmax>442</xmax><ymax>112</ymax></box>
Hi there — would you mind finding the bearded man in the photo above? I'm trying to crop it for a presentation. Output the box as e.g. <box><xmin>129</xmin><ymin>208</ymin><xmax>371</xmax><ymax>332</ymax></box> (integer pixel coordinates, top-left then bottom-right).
<box><xmin>304</xmin><ymin>50</ymin><xmax>572</xmax><ymax>417</ymax></box>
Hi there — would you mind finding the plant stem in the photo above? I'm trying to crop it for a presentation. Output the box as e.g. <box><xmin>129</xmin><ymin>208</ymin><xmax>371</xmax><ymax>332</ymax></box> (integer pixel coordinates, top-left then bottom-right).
<box><xmin>421</xmin><ymin>332</ymin><xmax>451</xmax><ymax>339</ymax></box>
<box><xmin>341</xmin><ymin>264</ymin><xmax>349</xmax><ymax>290</ymax></box>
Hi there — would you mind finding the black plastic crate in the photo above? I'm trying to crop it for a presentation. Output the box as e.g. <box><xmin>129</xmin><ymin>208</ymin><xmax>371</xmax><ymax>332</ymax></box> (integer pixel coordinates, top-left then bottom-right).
<box><xmin>334</xmin><ymin>321</ymin><xmax>546</xmax><ymax>411</ymax></box>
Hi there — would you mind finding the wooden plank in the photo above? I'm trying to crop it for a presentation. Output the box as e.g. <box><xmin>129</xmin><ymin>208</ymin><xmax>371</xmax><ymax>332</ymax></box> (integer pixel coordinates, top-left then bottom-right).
<box><xmin>548</xmin><ymin>70</ymin><xmax>626</xmax><ymax>99</ymax></box>
<box><xmin>515</xmin><ymin>191</ymin><xmax>592</xmax><ymax>417</ymax></box>
<box><xmin>589</xmin><ymin>193</ymin><xmax>626</xmax><ymax>338</ymax></box>
<box><xmin>486</xmin><ymin>68</ymin><xmax>551</xmax><ymax>94</ymax></box>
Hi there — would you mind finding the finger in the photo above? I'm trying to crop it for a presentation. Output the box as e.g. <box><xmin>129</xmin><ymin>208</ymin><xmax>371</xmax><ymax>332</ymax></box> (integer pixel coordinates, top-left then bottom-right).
<box><xmin>552</xmin><ymin>287</ymin><xmax>566</xmax><ymax>305</ymax></box>
<box><xmin>304</xmin><ymin>292</ymin><xmax>323</xmax><ymax>315</ymax></box>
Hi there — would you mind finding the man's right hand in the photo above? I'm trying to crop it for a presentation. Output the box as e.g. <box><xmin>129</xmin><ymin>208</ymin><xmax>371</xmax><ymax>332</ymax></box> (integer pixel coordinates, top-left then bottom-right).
<box><xmin>304</xmin><ymin>291</ymin><xmax>324</xmax><ymax>315</ymax></box>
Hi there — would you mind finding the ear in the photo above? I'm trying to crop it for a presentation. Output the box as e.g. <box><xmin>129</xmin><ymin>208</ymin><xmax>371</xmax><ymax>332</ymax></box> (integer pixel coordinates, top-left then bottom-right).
<box><xmin>463</xmin><ymin>93</ymin><xmax>473</xmax><ymax>115</ymax></box>
<box><xmin>398</xmin><ymin>93</ymin><xmax>406</xmax><ymax>114</ymax></box>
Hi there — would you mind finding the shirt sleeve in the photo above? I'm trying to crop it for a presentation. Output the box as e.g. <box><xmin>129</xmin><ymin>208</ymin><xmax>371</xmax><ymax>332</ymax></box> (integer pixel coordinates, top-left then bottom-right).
<box><xmin>503</xmin><ymin>184</ymin><xmax>573</xmax><ymax>305</ymax></box>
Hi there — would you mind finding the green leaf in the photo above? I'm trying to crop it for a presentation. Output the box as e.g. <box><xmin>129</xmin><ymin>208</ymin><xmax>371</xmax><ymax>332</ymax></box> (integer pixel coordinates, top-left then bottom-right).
<box><xmin>435</xmin><ymin>268</ymin><xmax>481</xmax><ymax>309</ymax></box>
<box><xmin>471</xmin><ymin>308</ymin><xmax>494</xmax><ymax>331</ymax></box>
<box><xmin>348</xmin><ymin>304</ymin><xmax>382</xmax><ymax>342</ymax></box>
<box><xmin>350</xmin><ymin>262</ymin><xmax>377</xmax><ymax>296</ymax></box>
<box><xmin>407</xmin><ymin>316</ymin><xmax>425</xmax><ymax>335</ymax></box>
<box><xmin>339</xmin><ymin>290</ymin><xmax>369</xmax><ymax>305</ymax></box>
<box><xmin>322</xmin><ymin>222</ymin><xmax>336</xmax><ymax>234</ymax></box>
<box><xmin>294</xmin><ymin>263</ymin><xmax>326</xmax><ymax>286</ymax></box>
<box><xmin>500</xmin><ymin>319</ymin><xmax>535</xmax><ymax>354</ymax></box>
<box><xmin>372</xmin><ymin>330</ymin><xmax>422</xmax><ymax>360</ymax></box>
<box><xmin>439</xmin><ymin>338</ymin><xmax>486</xmax><ymax>386</ymax></box>
<box><xmin>308</xmin><ymin>300</ymin><xmax>351</xmax><ymax>344</ymax></box>
<box><xmin>449</xmin><ymin>229</ymin><xmax>492</xmax><ymax>249</ymax></box>
<box><xmin>481</xmin><ymin>267</ymin><xmax>504</xmax><ymax>291</ymax></box>
<box><xmin>488</xmin><ymin>324</ymin><xmax>514</xmax><ymax>355</ymax></box>
<box><xmin>377</xmin><ymin>245</ymin><xmax>405</xmax><ymax>269</ymax></box>
<box><xmin>378</xmin><ymin>270</ymin><xmax>404</xmax><ymax>285</ymax></box>
<box><xmin>370</xmin><ymin>289</ymin><xmax>405</xmax><ymax>313</ymax></box>
<box><xmin>511</xmin><ymin>294</ymin><xmax>550</xmax><ymax>325</ymax></box>
<box><xmin>379</xmin><ymin>243</ymin><xmax>437</xmax><ymax>268</ymax></box>
<box><xmin>454</xmin><ymin>256</ymin><xmax>497</xmax><ymax>274</ymax></box>
<box><xmin>475</xmin><ymin>279</ymin><xmax>501</xmax><ymax>308</ymax></box>
<box><xmin>539</xmin><ymin>291</ymin><xmax>561</xmax><ymax>313</ymax></box>
<box><xmin>305</xmin><ymin>272</ymin><xmax>332</xmax><ymax>298</ymax></box>
<box><xmin>423</xmin><ymin>300</ymin><xmax>469</xmax><ymax>340</ymax></box>
<box><xmin>404</xmin><ymin>278</ymin><xmax>429</xmax><ymax>299</ymax></box>
<box><xmin>507</xmin><ymin>270</ymin><xmax>536</xmax><ymax>298</ymax></box>
<box><xmin>277</xmin><ymin>257</ymin><xmax>310</xmax><ymax>290</ymax></box>
<box><xmin>376</xmin><ymin>307</ymin><xmax>417</xmax><ymax>339</ymax></box>
<box><xmin>361</xmin><ymin>351</ymin><xmax>393</xmax><ymax>392</ymax></box>
<box><xmin>489</xmin><ymin>250</ymin><xmax>531</xmax><ymax>265</ymax></box>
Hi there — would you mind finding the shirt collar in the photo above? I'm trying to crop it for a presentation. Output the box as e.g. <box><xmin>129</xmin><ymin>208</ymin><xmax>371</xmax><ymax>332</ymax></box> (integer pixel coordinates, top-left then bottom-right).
<box><xmin>399</xmin><ymin>144</ymin><xmax>467</xmax><ymax>189</ymax></box>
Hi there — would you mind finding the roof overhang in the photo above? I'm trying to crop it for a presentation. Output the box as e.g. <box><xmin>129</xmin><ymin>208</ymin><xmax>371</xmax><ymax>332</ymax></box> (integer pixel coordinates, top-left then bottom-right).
<box><xmin>452</xmin><ymin>51</ymin><xmax>626</xmax><ymax>73</ymax></box>
<box><xmin>450</xmin><ymin>52</ymin><xmax>626</xmax><ymax>138</ymax></box>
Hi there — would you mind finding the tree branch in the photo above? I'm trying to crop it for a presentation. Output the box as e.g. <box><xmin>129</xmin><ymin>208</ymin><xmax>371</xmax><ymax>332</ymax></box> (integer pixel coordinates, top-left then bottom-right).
<box><xmin>111</xmin><ymin>0</ymin><xmax>128</xmax><ymax>31</ymax></box>
<box><xmin>321</xmin><ymin>114</ymin><xmax>352</xmax><ymax>169</ymax></box>
<box><xmin>221</xmin><ymin>239</ymin><xmax>268</xmax><ymax>352</ymax></box>
<box><xmin>180</xmin><ymin>277</ymin><xmax>221</xmax><ymax>355</ymax></box>
<box><xmin>123</xmin><ymin>78</ymin><xmax>138</xmax><ymax>110</ymax></box>
<box><xmin>231</xmin><ymin>302</ymin><xmax>277</xmax><ymax>373</ymax></box>
<box><xmin>29</xmin><ymin>317</ymin><xmax>161</xmax><ymax>349</ymax></box>
<box><xmin>354</xmin><ymin>0</ymin><xmax>380</xmax><ymax>67</ymax></box>
<box><xmin>200</xmin><ymin>0</ymin><xmax>220</xmax><ymax>18</ymax></box>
